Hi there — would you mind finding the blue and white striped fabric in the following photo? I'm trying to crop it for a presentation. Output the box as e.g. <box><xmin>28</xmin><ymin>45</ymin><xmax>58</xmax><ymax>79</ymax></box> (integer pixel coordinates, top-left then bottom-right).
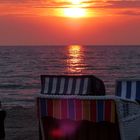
<box><xmin>116</xmin><ymin>80</ymin><xmax>140</xmax><ymax>101</ymax></box>
<box><xmin>41</xmin><ymin>76</ymin><xmax>90</xmax><ymax>95</ymax></box>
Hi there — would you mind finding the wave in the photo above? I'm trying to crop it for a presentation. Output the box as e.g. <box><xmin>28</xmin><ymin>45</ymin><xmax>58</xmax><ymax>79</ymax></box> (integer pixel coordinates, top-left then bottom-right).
<box><xmin>0</xmin><ymin>84</ymin><xmax>40</xmax><ymax>90</ymax></box>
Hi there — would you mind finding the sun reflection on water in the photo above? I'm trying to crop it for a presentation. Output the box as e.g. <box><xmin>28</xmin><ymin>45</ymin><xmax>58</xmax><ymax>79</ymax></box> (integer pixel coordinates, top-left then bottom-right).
<box><xmin>67</xmin><ymin>45</ymin><xmax>85</xmax><ymax>73</ymax></box>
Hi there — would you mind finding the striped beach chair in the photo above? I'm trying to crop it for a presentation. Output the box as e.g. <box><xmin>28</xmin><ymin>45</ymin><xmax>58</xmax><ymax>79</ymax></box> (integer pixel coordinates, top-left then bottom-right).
<box><xmin>37</xmin><ymin>98</ymin><xmax>116</xmax><ymax>123</ymax></box>
<box><xmin>115</xmin><ymin>79</ymin><xmax>140</xmax><ymax>140</ymax></box>
<box><xmin>115</xmin><ymin>80</ymin><xmax>140</xmax><ymax>103</ymax></box>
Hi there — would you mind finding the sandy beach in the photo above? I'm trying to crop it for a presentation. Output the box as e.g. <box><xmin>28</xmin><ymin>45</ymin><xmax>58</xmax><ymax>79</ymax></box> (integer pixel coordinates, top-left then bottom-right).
<box><xmin>4</xmin><ymin>106</ymin><xmax>39</xmax><ymax>140</ymax></box>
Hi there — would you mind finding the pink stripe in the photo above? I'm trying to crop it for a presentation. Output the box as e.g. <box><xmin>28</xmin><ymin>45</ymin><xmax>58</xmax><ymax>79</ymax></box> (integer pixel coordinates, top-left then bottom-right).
<box><xmin>61</xmin><ymin>99</ymin><xmax>68</xmax><ymax>119</ymax></box>
<box><xmin>75</xmin><ymin>99</ymin><xmax>82</xmax><ymax>120</ymax></box>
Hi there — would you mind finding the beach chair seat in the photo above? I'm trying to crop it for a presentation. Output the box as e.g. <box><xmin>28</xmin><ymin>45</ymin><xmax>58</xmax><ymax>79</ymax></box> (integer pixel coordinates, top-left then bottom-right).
<box><xmin>115</xmin><ymin>80</ymin><xmax>140</xmax><ymax>103</ymax></box>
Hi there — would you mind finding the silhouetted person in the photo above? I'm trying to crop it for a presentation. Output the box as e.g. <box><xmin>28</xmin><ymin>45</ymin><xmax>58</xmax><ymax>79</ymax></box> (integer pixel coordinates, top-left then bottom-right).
<box><xmin>0</xmin><ymin>102</ymin><xmax>6</xmax><ymax>139</ymax></box>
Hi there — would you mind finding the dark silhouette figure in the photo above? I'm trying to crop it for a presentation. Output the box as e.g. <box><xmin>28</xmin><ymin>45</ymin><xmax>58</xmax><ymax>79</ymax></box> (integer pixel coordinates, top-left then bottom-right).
<box><xmin>0</xmin><ymin>102</ymin><xmax>6</xmax><ymax>139</ymax></box>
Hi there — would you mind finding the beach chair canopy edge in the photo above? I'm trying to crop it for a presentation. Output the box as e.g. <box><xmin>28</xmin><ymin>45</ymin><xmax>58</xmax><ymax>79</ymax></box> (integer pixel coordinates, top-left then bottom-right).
<box><xmin>40</xmin><ymin>75</ymin><xmax>105</xmax><ymax>95</ymax></box>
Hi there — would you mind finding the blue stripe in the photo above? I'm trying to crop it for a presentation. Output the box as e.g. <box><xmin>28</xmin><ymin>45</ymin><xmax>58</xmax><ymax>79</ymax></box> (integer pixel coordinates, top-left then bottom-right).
<box><xmin>71</xmin><ymin>78</ymin><xmax>76</xmax><ymax>94</ymax></box>
<box><xmin>136</xmin><ymin>81</ymin><xmax>140</xmax><ymax>100</ymax></box>
<box><xmin>97</xmin><ymin>100</ymin><xmax>104</xmax><ymax>122</ymax></box>
<box><xmin>126</xmin><ymin>81</ymin><xmax>131</xmax><ymax>99</ymax></box>
<box><xmin>68</xmin><ymin>99</ymin><xmax>75</xmax><ymax>119</ymax></box>
<box><xmin>86</xmin><ymin>78</ymin><xmax>90</xmax><ymax>94</ymax></box>
<box><xmin>116</xmin><ymin>81</ymin><xmax>122</xmax><ymax>96</ymax></box>
<box><xmin>56</xmin><ymin>78</ymin><xmax>61</xmax><ymax>94</ymax></box>
<box><xmin>63</xmin><ymin>78</ymin><xmax>69</xmax><ymax>94</ymax></box>
<box><xmin>40</xmin><ymin>98</ymin><xmax>47</xmax><ymax>117</ymax></box>
<box><xmin>47</xmin><ymin>77</ymin><xmax>53</xmax><ymax>94</ymax></box>
<box><xmin>79</xmin><ymin>78</ymin><xmax>84</xmax><ymax>95</ymax></box>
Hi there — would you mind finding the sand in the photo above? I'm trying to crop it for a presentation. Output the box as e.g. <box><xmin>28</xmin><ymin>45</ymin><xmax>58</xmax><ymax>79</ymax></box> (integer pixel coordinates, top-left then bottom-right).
<box><xmin>4</xmin><ymin>106</ymin><xmax>39</xmax><ymax>140</ymax></box>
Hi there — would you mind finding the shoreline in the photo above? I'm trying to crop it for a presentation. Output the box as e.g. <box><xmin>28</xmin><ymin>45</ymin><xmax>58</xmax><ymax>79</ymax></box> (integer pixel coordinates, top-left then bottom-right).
<box><xmin>4</xmin><ymin>106</ymin><xmax>39</xmax><ymax>140</ymax></box>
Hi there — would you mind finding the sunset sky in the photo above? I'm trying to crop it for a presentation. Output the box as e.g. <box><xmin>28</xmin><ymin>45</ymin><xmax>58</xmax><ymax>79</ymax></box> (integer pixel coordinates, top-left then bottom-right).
<box><xmin>0</xmin><ymin>0</ymin><xmax>140</xmax><ymax>45</ymax></box>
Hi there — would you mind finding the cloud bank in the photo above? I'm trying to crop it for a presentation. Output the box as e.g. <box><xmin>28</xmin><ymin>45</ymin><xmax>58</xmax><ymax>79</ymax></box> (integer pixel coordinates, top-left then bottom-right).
<box><xmin>0</xmin><ymin>0</ymin><xmax>140</xmax><ymax>8</ymax></box>
<box><xmin>0</xmin><ymin>0</ymin><xmax>140</xmax><ymax>17</ymax></box>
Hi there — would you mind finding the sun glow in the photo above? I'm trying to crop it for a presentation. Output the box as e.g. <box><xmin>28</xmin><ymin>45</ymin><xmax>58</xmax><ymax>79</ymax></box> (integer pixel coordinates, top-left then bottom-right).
<box><xmin>63</xmin><ymin>7</ymin><xmax>86</xmax><ymax>18</ymax></box>
<box><xmin>62</xmin><ymin>0</ymin><xmax>87</xmax><ymax>18</ymax></box>
<box><xmin>70</xmin><ymin>0</ymin><xmax>82</xmax><ymax>5</ymax></box>
<box><xmin>43</xmin><ymin>0</ymin><xmax>95</xmax><ymax>18</ymax></box>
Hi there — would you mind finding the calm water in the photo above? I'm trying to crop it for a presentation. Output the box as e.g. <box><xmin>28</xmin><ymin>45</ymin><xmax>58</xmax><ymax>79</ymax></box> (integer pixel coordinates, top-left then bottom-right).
<box><xmin>0</xmin><ymin>45</ymin><xmax>140</xmax><ymax>107</ymax></box>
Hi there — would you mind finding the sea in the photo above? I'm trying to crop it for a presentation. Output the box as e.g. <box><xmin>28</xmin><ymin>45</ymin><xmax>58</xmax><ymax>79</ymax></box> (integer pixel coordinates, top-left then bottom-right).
<box><xmin>0</xmin><ymin>45</ymin><xmax>140</xmax><ymax>108</ymax></box>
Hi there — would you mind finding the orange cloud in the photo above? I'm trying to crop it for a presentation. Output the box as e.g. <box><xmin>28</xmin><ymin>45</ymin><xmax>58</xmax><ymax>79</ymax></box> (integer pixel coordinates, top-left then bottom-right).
<box><xmin>1</xmin><ymin>0</ymin><xmax>140</xmax><ymax>8</ymax></box>
<box><xmin>117</xmin><ymin>10</ymin><xmax>140</xmax><ymax>16</ymax></box>
<box><xmin>0</xmin><ymin>0</ymin><xmax>140</xmax><ymax>17</ymax></box>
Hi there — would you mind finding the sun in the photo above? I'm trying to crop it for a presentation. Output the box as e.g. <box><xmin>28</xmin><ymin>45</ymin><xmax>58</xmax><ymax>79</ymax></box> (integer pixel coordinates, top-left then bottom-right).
<box><xmin>63</xmin><ymin>7</ymin><xmax>86</xmax><ymax>18</ymax></box>
<box><xmin>62</xmin><ymin>0</ymin><xmax>87</xmax><ymax>18</ymax></box>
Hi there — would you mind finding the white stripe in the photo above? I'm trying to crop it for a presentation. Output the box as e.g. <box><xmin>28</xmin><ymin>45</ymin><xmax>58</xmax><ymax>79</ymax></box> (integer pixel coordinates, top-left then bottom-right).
<box><xmin>131</xmin><ymin>81</ymin><xmax>136</xmax><ymax>100</ymax></box>
<box><xmin>67</xmin><ymin>78</ymin><xmax>73</xmax><ymax>94</ymax></box>
<box><xmin>44</xmin><ymin>78</ymin><xmax>49</xmax><ymax>94</ymax></box>
<box><xmin>51</xmin><ymin>78</ymin><xmax>57</xmax><ymax>94</ymax></box>
<box><xmin>59</xmin><ymin>78</ymin><xmax>65</xmax><ymax>94</ymax></box>
<box><xmin>121</xmin><ymin>81</ymin><xmax>127</xmax><ymax>98</ymax></box>
<box><xmin>75</xmin><ymin>78</ymin><xmax>81</xmax><ymax>95</ymax></box>
<box><xmin>82</xmin><ymin>78</ymin><xmax>88</xmax><ymax>95</ymax></box>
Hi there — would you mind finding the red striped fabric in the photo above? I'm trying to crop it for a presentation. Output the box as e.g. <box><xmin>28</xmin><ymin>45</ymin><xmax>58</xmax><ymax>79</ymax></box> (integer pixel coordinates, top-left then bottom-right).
<box><xmin>90</xmin><ymin>100</ymin><xmax>97</xmax><ymax>122</ymax></box>
<box><xmin>38</xmin><ymin>98</ymin><xmax>116</xmax><ymax>123</ymax></box>
<box><xmin>53</xmin><ymin>100</ymin><xmax>61</xmax><ymax>118</ymax></box>
<box><xmin>61</xmin><ymin>99</ymin><xmax>68</xmax><ymax>119</ymax></box>
<box><xmin>47</xmin><ymin>100</ymin><xmax>53</xmax><ymax>116</ymax></box>
<box><xmin>105</xmin><ymin>100</ymin><xmax>112</xmax><ymax>122</ymax></box>
<box><xmin>75</xmin><ymin>100</ymin><xmax>82</xmax><ymax>120</ymax></box>
<box><xmin>82</xmin><ymin>100</ymin><xmax>91</xmax><ymax>120</ymax></box>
